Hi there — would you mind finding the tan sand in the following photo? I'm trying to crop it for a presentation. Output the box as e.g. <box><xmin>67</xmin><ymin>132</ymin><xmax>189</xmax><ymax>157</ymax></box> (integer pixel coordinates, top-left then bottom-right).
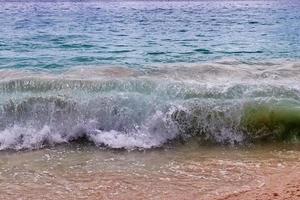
<box><xmin>0</xmin><ymin>145</ymin><xmax>299</xmax><ymax>200</ymax></box>
<box><xmin>218</xmin><ymin>165</ymin><xmax>300</xmax><ymax>200</ymax></box>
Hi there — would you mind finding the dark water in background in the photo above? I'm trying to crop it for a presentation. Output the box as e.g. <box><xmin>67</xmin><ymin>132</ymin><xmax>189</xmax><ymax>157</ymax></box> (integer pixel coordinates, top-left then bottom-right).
<box><xmin>0</xmin><ymin>0</ymin><xmax>299</xmax><ymax>69</ymax></box>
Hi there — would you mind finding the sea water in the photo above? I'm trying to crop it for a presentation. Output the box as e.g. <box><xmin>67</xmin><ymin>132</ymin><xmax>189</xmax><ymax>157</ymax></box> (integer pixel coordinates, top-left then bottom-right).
<box><xmin>0</xmin><ymin>0</ymin><xmax>300</xmax><ymax>149</ymax></box>
<box><xmin>0</xmin><ymin>0</ymin><xmax>300</xmax><ymax>69</ymax></box>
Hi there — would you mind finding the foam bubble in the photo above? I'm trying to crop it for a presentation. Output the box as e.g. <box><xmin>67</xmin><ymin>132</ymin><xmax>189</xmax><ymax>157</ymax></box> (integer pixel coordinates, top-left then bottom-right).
<box><xmin>0</xmin><ymin>125</ymin><xmax>66</xmax><ymax>150</ymax></box>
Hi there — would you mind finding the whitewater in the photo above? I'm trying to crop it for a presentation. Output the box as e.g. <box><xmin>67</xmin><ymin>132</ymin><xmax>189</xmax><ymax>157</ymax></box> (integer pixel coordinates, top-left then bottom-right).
<box><xmin>0</xmin><ymin>59</ymin><xmax>299</xmax><ymax>150</ymax></box>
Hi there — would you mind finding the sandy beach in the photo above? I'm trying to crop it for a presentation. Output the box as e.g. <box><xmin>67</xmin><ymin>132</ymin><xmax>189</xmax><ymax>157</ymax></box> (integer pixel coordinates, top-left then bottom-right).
<box><xmin>219</xmin><ymin>165</ymin><xmax>300</xmax><ymax>200</ymax></box>
<box><xmin>0</xmin><ymin>144</ymin><xmax>299</xmax><ymax>200</ymax></box>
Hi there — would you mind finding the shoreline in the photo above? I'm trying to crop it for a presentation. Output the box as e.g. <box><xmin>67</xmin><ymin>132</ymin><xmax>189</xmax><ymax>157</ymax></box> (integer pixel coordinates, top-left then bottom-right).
<box><xmin>0</xmin><ymin>144</ymin><xmax>299</xmax><ymax>200</ymax></box>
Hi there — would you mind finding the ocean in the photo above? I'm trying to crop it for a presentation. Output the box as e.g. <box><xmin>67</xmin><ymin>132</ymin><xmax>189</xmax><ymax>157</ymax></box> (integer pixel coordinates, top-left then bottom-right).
<box><xmin>0</xmin><ymin>0</ymin><xmax>300</xmax><ymax>199</ymax></box>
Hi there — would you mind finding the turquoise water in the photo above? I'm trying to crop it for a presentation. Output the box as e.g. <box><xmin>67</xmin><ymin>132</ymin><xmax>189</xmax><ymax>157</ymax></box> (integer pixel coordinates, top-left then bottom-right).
<box><xmin>0</xmin><ymin>0</ymin><xmax>299</xmax><ymax>69</ymax></box>
<box><xmin>0</xmin><ymin>1</ymin><xmax>300</xmax><ymax>150</ymax></box>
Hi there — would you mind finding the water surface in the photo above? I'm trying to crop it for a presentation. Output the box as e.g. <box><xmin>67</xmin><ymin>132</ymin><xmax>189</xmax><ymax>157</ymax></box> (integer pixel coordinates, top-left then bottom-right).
<box><xmin>0</xmin><ymin>0</ymin><xmax>299</xmax><ymax>69</ymax></box>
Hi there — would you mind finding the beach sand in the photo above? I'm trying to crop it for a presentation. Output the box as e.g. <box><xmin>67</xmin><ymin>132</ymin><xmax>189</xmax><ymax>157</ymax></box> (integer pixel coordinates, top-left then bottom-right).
<box><xmin>218</xmin><ymin>165</ymin><xmax>300</xmax><ymax>200</ymax></box>
<box><xmin>0</xmin><ymin>144</ymin><xmax>299</xmax><ymax>200</ymax></box>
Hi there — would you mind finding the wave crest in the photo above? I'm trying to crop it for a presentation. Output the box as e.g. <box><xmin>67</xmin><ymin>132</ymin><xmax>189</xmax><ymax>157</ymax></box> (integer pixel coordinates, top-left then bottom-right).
<box><xmin>1</xmin><ymin>61</ymin><xmax>300</xmax><ymax>150</ymax></box>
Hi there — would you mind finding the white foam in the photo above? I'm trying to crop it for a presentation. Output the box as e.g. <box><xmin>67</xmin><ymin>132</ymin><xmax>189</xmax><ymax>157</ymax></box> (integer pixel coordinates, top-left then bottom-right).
<box><xmin>89</xmin><ymin>110</ymin><xmax>178</xmax><ymax>149</ymax></box>
<box><xmin>0</xmin><ymin>110</ymin><xmax>179</xmax><ymax>150</ymax></box>
<box><xmin>0</xmin><ymin>125</ymin><xmax>66</xmax><ymax>150</ymax></box>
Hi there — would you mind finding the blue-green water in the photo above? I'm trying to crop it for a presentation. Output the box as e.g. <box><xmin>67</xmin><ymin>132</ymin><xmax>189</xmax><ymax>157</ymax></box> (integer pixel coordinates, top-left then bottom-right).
<box><xmin>0</xmin><ymin>1</ymin><xmax>300</xmax><ymax>150</ymax></box>
<box><xmin>0</xmin><ymin>0</ymin><xmax>299</xmax><ymax>69</ymax></box>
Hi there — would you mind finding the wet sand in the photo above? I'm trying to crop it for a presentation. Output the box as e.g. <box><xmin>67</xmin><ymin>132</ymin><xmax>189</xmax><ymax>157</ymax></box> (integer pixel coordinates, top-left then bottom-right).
<box><xmin>219</xmin><ymin>165</ymin><xmax>300</xmax><ymax>200</ymax></box>
<box><xmin>0</xmin><ymin>143</ymin><xmax>299</xmax><ymax>200</ymax></box>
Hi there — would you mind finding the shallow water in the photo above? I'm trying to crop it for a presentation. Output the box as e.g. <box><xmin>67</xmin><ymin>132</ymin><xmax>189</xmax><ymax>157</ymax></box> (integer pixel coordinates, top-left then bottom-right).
<box><xmin>0</xmin><ymin>142</ymin><xmax>299</xmax><ymax>199</ymax></box>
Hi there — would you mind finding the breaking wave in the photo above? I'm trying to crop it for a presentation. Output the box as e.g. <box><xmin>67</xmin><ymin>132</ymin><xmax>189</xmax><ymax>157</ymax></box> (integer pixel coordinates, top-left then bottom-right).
<box><xmin>1</xmin><ymin>60</ymin><xmax>300</xmax><ymax>150</ymax></box>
